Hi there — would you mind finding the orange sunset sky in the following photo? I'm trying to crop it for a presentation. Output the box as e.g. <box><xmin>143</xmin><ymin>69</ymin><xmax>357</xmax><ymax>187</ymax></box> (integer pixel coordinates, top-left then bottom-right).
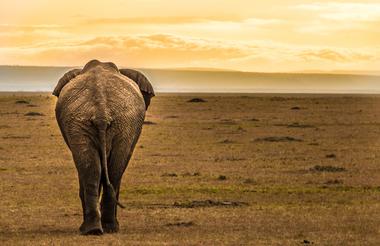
<box><xmin>0</xmin><ymin>0</ymin><xmax>379</xmax><ymax>72</ymax></box>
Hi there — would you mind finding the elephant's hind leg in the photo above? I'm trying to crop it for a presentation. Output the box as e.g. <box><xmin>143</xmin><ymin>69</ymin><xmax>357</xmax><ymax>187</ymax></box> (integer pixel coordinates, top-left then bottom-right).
<box><xmin>72</xmin><ymin>142</ymin><xmax>103</xmax><ymax>235</ymax></box>
<box><xmin>100</xmin><ymin>179</ymin><xmax>121</xmax><ymax>233</ymax></box>
<box><xmin>101</xmin><ymin>139</ymin><xmax>135</xmax><ymax>233</ymax></box>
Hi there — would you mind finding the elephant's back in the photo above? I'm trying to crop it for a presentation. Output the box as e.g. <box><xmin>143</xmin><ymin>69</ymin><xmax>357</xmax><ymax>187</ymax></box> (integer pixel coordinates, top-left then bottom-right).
<box><xmin>102</xmin><ymin>72</ymin><xmax>146</xmax><ymax>126</ymax></box>
<box><xmin>104</xmin><ymin>75</ymin><xmax>146</xmax><ymax>141</ymax></box>
<box><xmin>56</xmin><ymin>67</ymin><xmax>145</xmax><ymax>131</ymax></box>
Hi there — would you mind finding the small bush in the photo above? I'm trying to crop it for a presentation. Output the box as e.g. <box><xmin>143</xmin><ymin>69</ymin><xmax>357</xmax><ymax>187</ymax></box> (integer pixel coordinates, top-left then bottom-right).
<box><xmin>143</xmin><ymin>121</ymin><xmax>156</xmax><ymax>125</ymax></box>
<box><xmin>325</xmin><ymin>179</ymin><xmax>343</xmax><ymax>185</ymax></box>
<box><xmin>173</xmin><ymin>200</ymin><xmax>247</xmax><ymax>208</ymax></box>
<box><xmin>237</xmin><ymin>126</ymin><xmax>246</xmax><ymax>132</ymax></box>
<box><xmin>287</xmin><ymin>123</ymin><xmax>314</xmax><ymax>128</ymax></box>
<box><xmin>182</xmin><ymin>172</ymin><xmax>201</xmax><ymax>177</ymax></box>
<box><xmin>243</xmin><ymin>178</ymin><xmax>256</xmax><ymax>184</ymax></box>
<box><xmin>248</xmin><ymin>118</ymin><xmax>259</xmax><ymax>122</ymax></box>
<box><xmin>15</xmin><ymin>100</ymin><xmax>29</xmax><ymax>104</ymax></box>
<box><xmin>310</xmin><ymin>165</ymin><xmax>346</xmax><ymax>172</ymax></box>
<box><xmin>161</xmin><ymin>173</ymin><xmax>178</xmax><ymax>177</ymax></box>
<box><xmin>254</xmin><ymin>136</ymin><xmax>302</xmax><ymax>142</ymax></box>
<box><xmin>165</xmin><ymin>221</ymin><xmax>194</xmax><ymax>227</ymax></box>
<box><xmin>218</xmin><ymin>139</ymin><xmax>234</xmax><ymax>144</ymax></box>
<box><xmin>217</xmin><ymin>175</ymin><xmax>227</xmax><ymax>181</ymax></box>
<box><xmin>188</xmin><ymin>98</ymin><xmax>206</xmax><ymax>103</ymax></box>
<box><xmin>24</xmin><ymin>112</ymin><xmax>44</xmax><ymax>116</ymax></box>
<box><xmin>219</xmin><ymin>119</ymin><xmax>237</xmax><ymax>125</ymax></box>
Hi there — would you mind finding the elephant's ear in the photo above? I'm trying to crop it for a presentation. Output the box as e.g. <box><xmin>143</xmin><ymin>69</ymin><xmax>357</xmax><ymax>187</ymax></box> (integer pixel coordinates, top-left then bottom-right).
<box><xmin>119</xmin><ymin>69</ymin><xmax>155</xmax><ymax>109</ymax></box>
<box><xmin>52</xmin><ymin>69</ymin><xmax>82</xmax><ymax>97</ymax></box>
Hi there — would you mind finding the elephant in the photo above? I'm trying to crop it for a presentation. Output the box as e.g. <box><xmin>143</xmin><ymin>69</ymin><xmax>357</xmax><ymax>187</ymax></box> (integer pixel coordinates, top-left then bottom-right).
<box><xmin>53</xmin><ymin>60</ymin><xmax>155</xmax><ymax>235</ymax></box>
<box><xmin>118</xmin><ymin>68</ymin><xmax>154</xmax><ymax>110</ymax></box>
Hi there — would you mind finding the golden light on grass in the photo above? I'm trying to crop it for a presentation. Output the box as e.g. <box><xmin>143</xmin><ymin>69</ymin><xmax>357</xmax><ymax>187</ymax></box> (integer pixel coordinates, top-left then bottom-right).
<box><xmin>1</xmin><ymin>92</ymin><xmax>380</xmax><ymax>244</ymax></box>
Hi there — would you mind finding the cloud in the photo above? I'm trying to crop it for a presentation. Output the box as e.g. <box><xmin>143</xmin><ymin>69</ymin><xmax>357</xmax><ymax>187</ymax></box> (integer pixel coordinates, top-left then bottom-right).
<box><xmin>295</xmin><ymin>2</ymin><xmax>380</xmax><ymax>21</ymax></box>
<box><xmin>0</xmin><ymin>33</ymin><xmax>378</xmax><ymax>72</ymax></box>
<box><xmin>299</xmin><ymin>49</ymin><xmax>348</xmax><ymax>62</ymax></box>
<box><xmin>83</xmin><ymin>16</ymin><xmax>241</xmax><ymax>25</ymax></box>
<box><xmin>298</xmin><ymin>49</ymin><xmax>375</xmax><ymax>62</ymax></box>
<box><xmin>81</xmin><ymin>16</ymin><xmax>284</xmax><ymax>29</ymax></box>
<box><xmin>0</xmin><ymin>24</ymin><xmax>65</xmax><ymax>32</ymax></box>
<box><xmin>0</xmin><ymin>23</ymin><xmax>73</xmax><ymax>48</ymax></box>
<box><xmin>291</xmin><ymin>2</ymin><xmax>380</xmax><ymax>35</ymax></box>
<box><xmin>0</xmin><ymin>34</ymin><xmax>250</xmax><ymax>67</ymax></box>
<box><xmin>0</xmin><ymin>31</ymin><xmax>71</xmax><ymax>48</ymax></box>
<box><xmin>78</xmin><ymin>34</ymin><xmax>247</xmax><ymax>58</ymax></box>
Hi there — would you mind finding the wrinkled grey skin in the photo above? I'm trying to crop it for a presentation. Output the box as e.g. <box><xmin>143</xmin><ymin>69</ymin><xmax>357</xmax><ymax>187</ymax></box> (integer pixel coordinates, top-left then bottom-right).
<box><xmin>53</xmin><ymin>60</ymin><xmax>153</xmax><ymax>235</ymax></box>
<box><xmin>119</xmin><ymin>69</ymin><xmax>155</xmax><ymax>109</ymax></box>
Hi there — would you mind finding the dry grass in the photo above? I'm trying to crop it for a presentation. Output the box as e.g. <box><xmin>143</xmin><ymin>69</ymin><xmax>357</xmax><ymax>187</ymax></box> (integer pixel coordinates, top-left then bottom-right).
<box><xmin>0</xmin><ymin>93</ymin><xmax>380</xmax><ymax>245</ymax></box>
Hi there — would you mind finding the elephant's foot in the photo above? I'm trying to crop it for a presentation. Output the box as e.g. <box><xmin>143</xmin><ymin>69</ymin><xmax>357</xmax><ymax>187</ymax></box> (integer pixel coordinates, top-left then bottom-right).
<box><xmin>79</xmin><ymin>220</ymin><xmax>103</xmax><ymax>235</ymax></box>
<box><xmin>101</xmin><ymin>220</ymin><xmax>119</xmax><ymax>233</ymax></box>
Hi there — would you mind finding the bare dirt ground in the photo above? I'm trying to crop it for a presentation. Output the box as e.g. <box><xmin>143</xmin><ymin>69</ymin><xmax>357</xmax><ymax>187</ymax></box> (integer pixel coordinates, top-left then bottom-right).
<box><xmin>0</xmin><ymin>93</ymin><xmax>379</xmax><ymax>245</ymax></box>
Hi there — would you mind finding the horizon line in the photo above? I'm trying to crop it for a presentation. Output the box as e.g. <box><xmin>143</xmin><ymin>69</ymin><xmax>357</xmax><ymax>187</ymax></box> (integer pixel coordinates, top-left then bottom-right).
<box><xmin>2</xmin><ymin>90</ymin><xmax>380</xmax><ymax>95</ymax></box>
<box><xmin>1</xmin><ymin>64</ymin><xmax>380</xmax><ymax>76</ymax></box>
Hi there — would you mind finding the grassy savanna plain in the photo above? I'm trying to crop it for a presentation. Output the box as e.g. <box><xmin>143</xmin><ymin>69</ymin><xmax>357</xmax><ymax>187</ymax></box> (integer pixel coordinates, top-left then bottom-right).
<box><xmin>0</xmin><ymin>92</ymin><xmax>380</xmax><ymax>245</ymax></box>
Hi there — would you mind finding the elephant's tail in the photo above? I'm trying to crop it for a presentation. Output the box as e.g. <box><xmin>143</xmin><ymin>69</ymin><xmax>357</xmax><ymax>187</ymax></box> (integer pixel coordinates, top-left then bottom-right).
<box><xmin>98</xmin><ymin>128</ymin><xmax>126</xmax><ymax>209</ymax></box>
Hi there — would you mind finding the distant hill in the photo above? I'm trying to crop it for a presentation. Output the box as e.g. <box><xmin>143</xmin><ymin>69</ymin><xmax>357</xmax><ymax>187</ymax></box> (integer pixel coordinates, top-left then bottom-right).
<box><xmin>295</xmin><ymin>70</ymin><xmax>380</xmax><ymax>76</ymax></box>
<box><xmin>169</xmin><ymin>67</ymin><xmax>239</xmax><ymax>72</ymax></box>
<box><xmin>0</xmin><ymin>65</ymin><xmax>380</xmax><ymax>93</ymax></box>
